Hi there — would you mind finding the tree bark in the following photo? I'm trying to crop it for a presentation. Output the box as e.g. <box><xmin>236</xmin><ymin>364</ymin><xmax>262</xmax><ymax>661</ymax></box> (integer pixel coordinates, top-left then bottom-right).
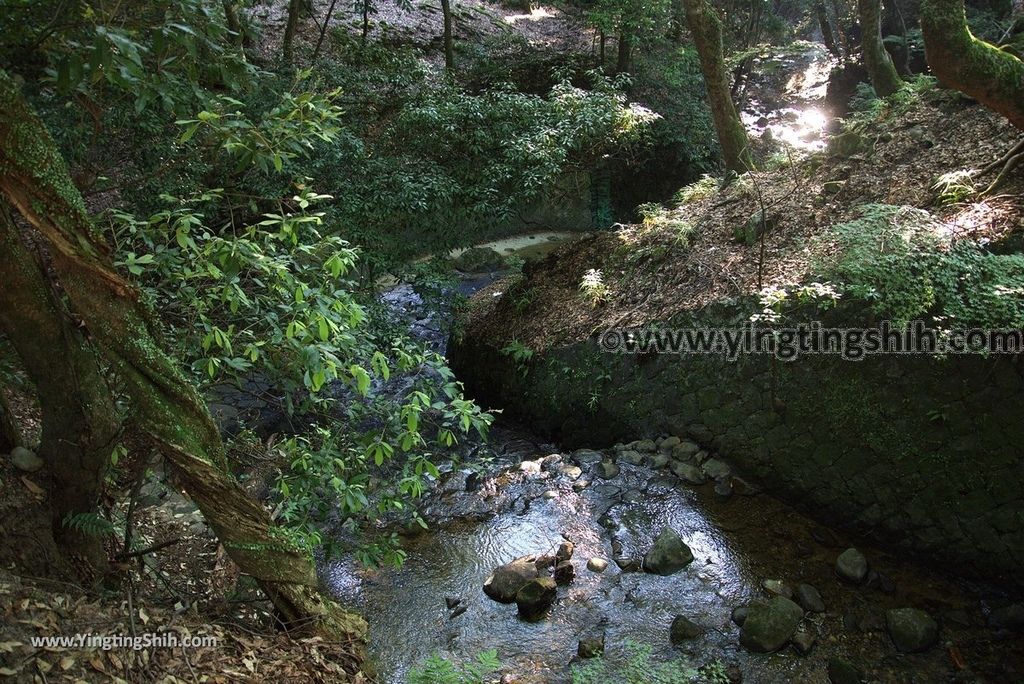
<box><xmin>0</xmin><ymin>69</ymin><xmax>366</xmax><ymax>644</ymax></box>
<box><xmin>616</xmin><ymin>31</ymin><xmax>632</xmax><ymax>74</ymax></box>
<box><xmin>921</xmin><ymin>0</ymin><xmax>1024</xmax><ymax>131</ymax></box>
<box><xmin>0</xmin><ymin>388</ymin><xmax>20</xmax><ymax>454</ymax></box>
<box><xmin>858</xmin><ymin>0</ymin><xmax>903</xmax><ymax>95</ymax></box>
<box><xmin>441</xmin><ymin>0</ymin><xmax>455</xmax><ymax>73</ymax></box>
<box><xmin>682</xmin><ymin>0</ymin><xmax>753</xmax><ymax>174</ymax></box>
<box><xmin>283</xmin><ymin>0</ymin><xmax>303</xmax><ymax>62</ymax></box>
<box><xmin>0</xmin><ymin>202</ymin><xmax>119</xmax><ymax>574</ymax></box>
<box><xmin>817</xmin><ymin>1</ymin><xmax>841</xmax><ymax>59</ymax></box>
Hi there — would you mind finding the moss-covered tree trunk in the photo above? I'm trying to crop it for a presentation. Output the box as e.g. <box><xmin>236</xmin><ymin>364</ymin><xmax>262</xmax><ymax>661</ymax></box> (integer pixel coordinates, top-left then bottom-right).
<box><xmin>920</xmin><ymin>0</ymin><xmax>1024</xmax><ymax>131</ymax></box>
<box><xmin>0</xmin><ymin>69</ymin><xmax>366</xmax><ymax>645</ymax></box>
<box><xmin>0</xmin><ymin>203</ymin><xmax>120</xmax><ymax>574</ymax></box>
<box><xmin>858</xmin><ymin>0</ymin><xmax>903</xmax><ymax>95</ymax></box>
<box><xmin>682</xmin><ymin>0</ymin><xmax>753</xmax><ymax>174</ymax></box>
<box><xmin>441</xmin><ymin>0</ymin><xmax>455</xmax><ymax>73</ymax></box>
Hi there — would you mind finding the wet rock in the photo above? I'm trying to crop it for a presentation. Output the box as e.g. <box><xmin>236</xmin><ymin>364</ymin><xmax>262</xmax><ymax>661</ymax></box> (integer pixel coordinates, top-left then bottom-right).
<box><xmin>621</xmin><ymin>489</ymin><xmax>644</xmax><ymax>503</ymax></box>
<box><xmin>827</xmin><ymin>657</ymin><xmax>864</xmax><ymax>684</ymax></box>
<box><xmin>739</xmin><ymin>597</ymin><xmax>804</xmax><ymax>653</ymax></box>
<box><xmin>693</xmin><ymin>450</ymin><xmax>710</xmax><ymax>465</ymax></box>
<box><xmin>885</xmin><ymin>608</ymin><xmax>938</xmax><ymax>653</ymax></box>
<box><xmin>644</xmin><ymin>528</ymin><xmax>694</xmax><ymax>576</ymax></box>
<box><xmin>449</xmin><ymin>604</ymin><xmax>468</xmax><ymax>619</ymax></box>
<box><xmin>556</xmin><ymin>542</ymin><xmax>575</xmax><ymax>563</ymax></box>
<box><xmin>596</xmin><ymin>460</ymin><xmax>620</xmax><ymax>480</ymax></box>
<box><xmin>9</xmin><ymin>446</ymin><xmax>42</xmax><ymax>473</ymax></box>
<box><xmin>465</xmin><ymin>472</ymin><xmax>482</xmax><ymax>492</ymax></box>
<box><xmin>614</xmin><ymin>556</ymin><xmax>642</xmax><ymax>572</ymax></box>
<box><xmin>648</xmin><ymin>452</ymin><xmax>670</xmax><ymax>469</ymax></box>
<box><xmin>445</xmin><ymin>596</ymin><xmax>461</xmax><ymax>609</ymax></box>
<box><xmin>671</xmin><ymin>461</ymin><xmax>706</xmax><ymax>485</ymax></box>
<box><xmin>791</xmin><ymin>629</ymin><xmax>816</xmax><ymax>655</ymax></box>
<box><xmin>670</xmin><ymin>615</ymin><xmax>703</xmax><ymax>644</ymax></box>
<box><xmin>989</xmin><ymin>602</ymin><xmax>1024</xmax><ymax>630</ymax></box>
<box><xmin>535</xmin><ymin>554</ymin><xmax>556</xmax><ymax>570</ymax></box>
<box><xmin>554</xmin><ymin>561</ymin><xmax>575</xmax><ymax>585</ymax></box>
<box><xmin>540</xmin><ymin>453</ymin><xmax>562</xmax><ymax>470</ymax></box>
<box><xmin>761</xmin><ymin>579</ymin><xmax>793</xmax><ymax>599</ymax></box>
<box><xmin>572</xmin><ymin>480</ymin><xmax>590</xmax><ymax>492</ymax></box>
<box><xmin>731</xmin><ymin>606</ymin><xmax>749</xmax><ymax>626</ymax></box>
<box><xmin>702</xmin><ymin>458</ymin><xmax>731</xmax><ymax>481</ymax></box>
<box><xmin>578</xmin><ymin>634</ymin><xmax>604</xmax><ymax>658</ymax></box>
<box><xmin>557</xmin><ymin>464</ymin><xmax>582</xmax><ymax>480</ymax></box>
<box><xmin>794</xmin><ymin>584</ymin><xmax>825</xmax><ymax>613</ymax></box>
<box><xmin>630</xmin><ymin>439</ymin><xmax>657</xmax><ymax>453</ymax></box>
<box><xmin>542</xmin><ymin>490</ymin><xmax>558</xmax><ymax>500</ymax></box>
<box><xmin>573</xmin><ymin>449</ymin><xmax>604</xmax><ymax>466</ymax></box>
<box><xmin>671</xmin><ymin>441</ymin><xmax>701</xmax><ymax>460</ymax></box>
<box><xmin>483</xmin><ymin>556</ymin><xmax>539</xmax><ymax>603</ymax></box>
<box><xmin>618</xmin><ymin>450</ymin><xmax>645</xmax><ymax>466</ymax></box>
<box><xmin>518</xmin><ymin>460</ymin><xmax>542</xmax><ymax>475</ymax></box>
<box><xmin>714</xmin><ymin>479</ymin><xmax>734</xmax><ymax>499</ymax></box>
<box><xmin>835</xmin><ymin>548</ymin><xmax>868</xmax><ymax>584</ymax></box>
<box><xmin>659</xmin><ymin>436</ymin><xmax>681</xmax><ymax>451</ymax></box>
<box><xmin>515</xmin><ymin>577</ymin><xmax>557</xmax><ymax>620</ymax></box>
<box><xmin>587</xmin><ymin>557</ymin><xmax>609</xmax><ymax>573</ymax></box>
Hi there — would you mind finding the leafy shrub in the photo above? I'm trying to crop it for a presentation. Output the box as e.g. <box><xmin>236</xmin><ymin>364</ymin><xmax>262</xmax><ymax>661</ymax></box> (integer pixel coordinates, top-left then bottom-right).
<box><xmin>570</xmin><ymin>641</ymin><xmax>701</xmax><ymax>684</ymax></box>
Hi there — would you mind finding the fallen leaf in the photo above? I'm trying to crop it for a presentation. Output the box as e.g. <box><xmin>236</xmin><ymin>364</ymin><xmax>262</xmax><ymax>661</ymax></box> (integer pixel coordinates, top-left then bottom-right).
<box><xmin>20</xmin><ymin>476</ymin><xmax>44</xmax><ymax>497</ymax></box>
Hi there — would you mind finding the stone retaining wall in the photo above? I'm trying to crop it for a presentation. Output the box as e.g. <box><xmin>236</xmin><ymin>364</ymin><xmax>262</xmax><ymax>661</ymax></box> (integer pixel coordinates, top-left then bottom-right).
<box><xmin>450</xmin><ymin>303</ymin><xmax>1024</xmax><ymax>588</ymax></box>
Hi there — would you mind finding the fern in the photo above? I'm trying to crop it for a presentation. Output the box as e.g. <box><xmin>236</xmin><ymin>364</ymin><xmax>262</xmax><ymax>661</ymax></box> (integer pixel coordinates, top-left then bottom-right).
<box><xmin>570</xmin><ymin>641</ymin><xmax>701</xmax><ymax>684</ymax></box>
<box><xmin>62</xmin><ymin>512</ymin><xmax>116</xmax><ymax>538</ymax></box>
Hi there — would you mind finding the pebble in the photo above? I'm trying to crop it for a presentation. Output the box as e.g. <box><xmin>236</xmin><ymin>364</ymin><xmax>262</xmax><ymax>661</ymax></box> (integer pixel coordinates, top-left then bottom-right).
<box><xmin>587</xmin><ymin>557</ymin><xmax>609</xmax><ymax>573</ymax></box>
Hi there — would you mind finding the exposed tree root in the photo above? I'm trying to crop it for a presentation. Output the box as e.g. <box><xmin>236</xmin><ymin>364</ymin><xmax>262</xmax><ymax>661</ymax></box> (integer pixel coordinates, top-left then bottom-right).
<box><xmin>978</xmin><ymin>138</ymin><xmax>1024</xmax><ymax>196</ymax></box>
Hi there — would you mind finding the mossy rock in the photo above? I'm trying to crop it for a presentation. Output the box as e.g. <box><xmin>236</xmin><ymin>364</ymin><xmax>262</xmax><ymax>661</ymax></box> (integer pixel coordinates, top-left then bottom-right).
<box><xmin>452</xmin><ymin>247</ymin><xmax>505</xmax><ymax>273</ymax></box>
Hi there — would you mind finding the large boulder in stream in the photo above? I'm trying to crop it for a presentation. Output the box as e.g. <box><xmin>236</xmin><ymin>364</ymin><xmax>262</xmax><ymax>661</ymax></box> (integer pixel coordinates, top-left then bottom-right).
<box><xmin>885</xmin><ymin>608</ymin><xmax>938</xmax><ymax>653</ymax></box>
<box><xmin>483</xmin><ymin>555</ymin><xmax>539</xmax><ymax>603</ymax></box>
<box><xmin>643</xmin><ymin>528</ymin><xmax>694</xmax><ymax>576</ymax></box>
<box><xmin>452</xmin><ymin>246</ymin><xmax>505</xmax><ymax>273</ymax></box>
<box><xmin>515</xmin><ymin>577</ymin><xmax>557</xmax><ymax>620</ymax></box>
<box><xmin>739</xmin><ymin>597</ymin><xmax>804</xmax><ymax>652</ymax></box>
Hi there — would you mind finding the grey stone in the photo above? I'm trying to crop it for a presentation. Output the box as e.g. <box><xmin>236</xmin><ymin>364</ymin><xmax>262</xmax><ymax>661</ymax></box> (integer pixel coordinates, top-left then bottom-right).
<box><xmin>648</xmin><ymin>452</ymin><xmax>670</xmax><ymax>469</ymax></box>
<box><xmin>618</xmin><ymin>450</ymin><xmax>645</xmax><ymax>466</ymax></box>
<box><xmin>836</xmin><ymin>548</ymin><xmax>868</xmax><ymax>584</ymax></box>
<box><xmin>630</xmin><ymin>439</ymin><xmax>657</xmax><ymax>453</ymax></box>
<box><xmin>670</xmin><ymin>615</ymin><xmax>703</xmax><ymax>644</ymax></box>
<box><xmin>702</xmin><ymin>458</ymin><xmax>731</xmax><ymax>481</ymax></box>
<box><xmin>445</xmin><ymin>596</ymin><xmax>461</xmax><ymax>609</ymax></box>
<box><xmin>827</xmin><ymin>657</ymin><xmax>863</xmax><ymax>684</ymax></box>
<box><xmin>573</xmin><ymin>449</ymin><xmax>604</xmax><ymax>466</ymax></box>
<box><xmin>671</xmin><ymin>461</ymin><xmax>706</xmax><ymax>485</ymax></box>
<box><xmin>714</xmin><ymin>479</ymin><xmax>734</xmax><ymax>499</ymax></box>
<box><xmin>794</xmin><ymin>584</ymin><xmax>825</xmax><ymax>613</ymax></box>
<box><xmin>672</xmin><ymin>441</ymin><xmax>701</xmax><ymax>460</ymax></box>
<box><xmin>644</xmin><ymin>528</ymin><xmax>694</xmax><ymax>576</ymax></box>
<box><xmin>483</xmin><ymin>556</ymin><xmax>539</xmax><ymax>603</ymax></box>
<box><xmin>558</xmin><ymin>464</ymin><xmax>583</xmax><ymax>480</ymax></box>
<box><xmin>660</xmin><ymin>436</ymin><xmax>681</xmax><ymax>451</ymax></box>
<box><xmin>886</xmin><ymin>608</ymin><xmax>938</xmax><ymax>653</ymax></box>
<box><xmin>515</xmin><ymin>577</ymin><xmax>557</xmax><ymax>620</ymax></box>
<box><xmin>761</xmin><ymin>579</ymin><xmax>793</xmax><ymax>599</ymax></box>
<box><xmin>9</xmin><ymin>446</ymin><xmax>42</xmax><ymax>473</ymax></box>
<box><xmin>596</xmin><ymin>460</ymin><xmax>620</xmax><ymax>480</ymax></box>
<box><xmin>614</xmin><ymin>556</ymin><xmax>642</xmax><ymax>572</ymax></box>
<box><xmin>518</xmin><ymin>460</ymin><xmax>542</xmax><ymax>475</ymax></box>
<box><xmin>587</xmin><ymin>557</ymin><xmax>609</xmax><ymax>573</ymax></box>
<box><xmin>731</xmin><ymin>605</ymin><xmax>748</xmax><ymax>626</ymax></box>
<box><xmin>540</xmin><ymin>453</ymin><xmax>562</xmax><ymax>470</ymax></box>
<box><xmin>739</xmin><ymin>597</ymin><xmax>804</xmax><ymax>653</ymax></box>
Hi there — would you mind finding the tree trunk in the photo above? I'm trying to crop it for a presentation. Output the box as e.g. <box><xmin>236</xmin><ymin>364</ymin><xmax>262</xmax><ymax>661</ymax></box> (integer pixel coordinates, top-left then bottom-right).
<box><xmin>599</xmin><ymin>30</ymin><xmax>607</xmax><ymax>65</ymax></box>
<box><xmin>682</xmin><ymin>0</ymin><xmax>753</xmax><ymax>174</ymax></box>
<box><xmin>314</xmin><ymin>0</ymin><xmax>341</xmax><ymax>60</ymax></box>
<box><xmin>0</xmin><ymin>388</ymin><xmax>20</xmax><ymax>454</ymax></box>
<box><xmin>858</xmin><ymin>0</ymin><xmax>903</xmax><ymax>95</ymax></box>
<box><xmin>0</xmin><ymin>69</ymin><xmax>366</xmax><ymax>645</ymax></box>
<box><xmin>283</xmin><ymin>0</ymin><xmax>303</xmax><ymax>62</ymax></box>
<box><xmin>817</xmin><ymin>1</ymin><xmax>841</xmax><ymax>59</ymax></box>
<box><xmin>222</xmin><ymin>0</ymin><xmax>243</xmax><ymax>46</ymax></box>
<box><xmin>440</xmin><ymin>0</ymin><xmax>455</xmax><ymax>73</ymax></box>
<box><xmin>0</xmin><ymin>202</ymin><xmax>119</xmax><ymax>575</ymax></box>
<box><xmin>616</xmin><ymin>31</ymin><xmax>632</xmax><ymax>74</ymax></box>
<box><xmin>921</xmin><ymin>0</ymin><xmax>1024</xmax><ymax>130</ymax></box>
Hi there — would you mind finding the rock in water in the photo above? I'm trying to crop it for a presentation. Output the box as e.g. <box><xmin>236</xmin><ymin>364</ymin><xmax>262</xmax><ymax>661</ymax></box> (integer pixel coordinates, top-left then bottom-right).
<box><xmin>587</xmin><ymin>557</ymin><xmax>609</xmax><ymax>573</ymax></box>
<box><xmin>554</xmin><ymin>561</ymin><xmax>574</xmax><ymax>585</ymax></box>
<box><xmin>669</xmin><ymin>615</ymin><xmax>703</xmax><ymax>644</ymax></box>
<box><xmin>670</xmin><ymin>461</ymin><xmax>706</xmax><ymax>485</ymax></box>
<box><xmin>731</xmin><ymin>606</ymin><xmax>749</xmax><ymax>626</ymax></box>
<box><xmin>886</xmin><ymin>608</ymin><xmax>938</xmax><ymax>652</ymax></box>
<box><xmin>739</xmin><ymin>597</ymin><xmax>804</xmax><ymax>653</ymax></box>
<box><xmin>791</xmin><ymin>629</ymin><xmax>816</xmax><ymax>655</ymax></box>
<box><xmin>643</xmin><ymin>528</ymin><xmax>694</xmax><ymax>576</ymax></box>
<box><xmin>827</xmin><ymin>657</ymin><xmax>864</xmax><ymax>684</ymax></box>
<box><xmin>515</xmin><ymin>577</ymin><xmax>557</xmax><ymax>620</ymax></box>
<box><xmin>10</xmin><ymin>446</ymin><xmax>42</xmax><ymax>473</ymax></box>
<box><xmin>835</xmin><ymin>548</ymin><xmax>868</xmax><ymax>584</ymax></box>
<box><xmin>596</xmin><ymin>460</ymin><xmax>620</xmax><ymax>480</ymax></box>
<box><xmin>556</xmin><ymin>541</ymin><xmax>574</xmax><ymax>563</ymax></box>
<box><xmin>483</xmin><ymin>556</ymin><xmax>539</xmax><ymax>603</ymax></box>
<box><xmin>761</xmin><ymin>579</ymin><xmax>793</xmax><ymax>598</ymax></box>
<box><xmin>445</xmin><ymin>596</ymin><xmax>461</xmax><ymax>610</ymax></box>
<box><xmin>794</xmin><ymin>583</ymin><xmax>825</xmax><ymax>613</ymax></box>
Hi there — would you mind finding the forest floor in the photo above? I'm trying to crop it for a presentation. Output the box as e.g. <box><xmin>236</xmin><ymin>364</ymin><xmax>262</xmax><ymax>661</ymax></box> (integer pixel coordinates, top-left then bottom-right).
<box><xmin>463</xmin><ymin>87</ymin><xmax>1024</xmax><ymax>350</ymax></box>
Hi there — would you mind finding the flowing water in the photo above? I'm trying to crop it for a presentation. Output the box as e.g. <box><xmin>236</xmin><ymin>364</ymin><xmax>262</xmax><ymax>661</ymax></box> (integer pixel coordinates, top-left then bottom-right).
<box><xmin>321</xmin><ymin>244</ymin><xmax>1023</xmax><ymax>683</ymax></box>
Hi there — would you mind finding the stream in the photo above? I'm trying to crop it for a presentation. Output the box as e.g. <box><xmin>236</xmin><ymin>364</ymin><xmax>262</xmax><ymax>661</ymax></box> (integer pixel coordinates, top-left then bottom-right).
<box><xmin>320</xmin><ymin>236</ymin><xmax>1023</xmax><ymax>683</ymax></box>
